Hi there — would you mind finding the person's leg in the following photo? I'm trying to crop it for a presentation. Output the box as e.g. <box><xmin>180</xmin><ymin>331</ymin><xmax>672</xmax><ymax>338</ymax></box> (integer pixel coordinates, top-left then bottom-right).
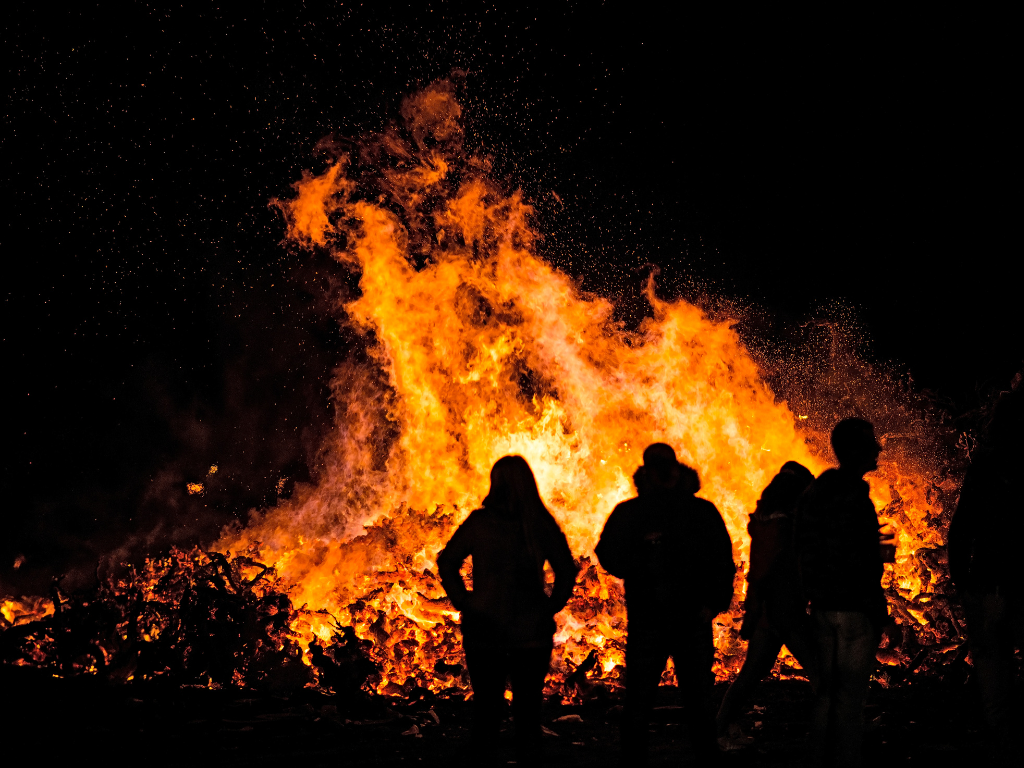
<box><xmin>673</xmin><ymin>620</ymin><xmax>719</xmax><ymax>763</ymax></box>
<box><xmin>810</xmin><ymin>610</ymin><xmax>838</xmax><ymax>766</ymax></box>
<box><xmin>767</xmin><ymin>589</ymin><xmax>819</xmax><ymax>692</ymax></box>
<box><xmin>778</xmin><ymin>616</ymin><xmax>818</xmax><ymax>692</ymax></box>
<box><xmin>965</xmin><ymin>591</ymin><xmax>1014</xmax><ymax>763</ymax></box>
<box><xmin>1007</xmin><ymin>596</ymin><xmax>1024</xmax><ymax>765</ymax></box>
<box><xmin>830</xmin><ymin>611</ymin><xmax>876</xmax><ymax>768</ymax></box>
<box><xmin>464</xmin><ymin>642</ymin><xmax>508</xmax><ymax>765</ymax></box>
<box><xmin>508</xmin><ymin>644</ymin><xmax>552</xmax><ymax>766</ymax></box>
<box><xmin>716</xmin><ymin>623</ymin><xmax>784</xmax><ymax>735</ymax></box>
<box><xmin>623</xmin><ymin>629</ymin><xmax>668</xmax><ymax>767</ymax></box>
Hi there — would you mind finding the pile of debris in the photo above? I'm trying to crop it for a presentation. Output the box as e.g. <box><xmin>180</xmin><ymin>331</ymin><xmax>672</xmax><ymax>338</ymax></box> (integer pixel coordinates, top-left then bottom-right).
<box><xmin>0</xmin><ymin>546</ymin><xmax>375</xmax><ymax>697</ymax></box>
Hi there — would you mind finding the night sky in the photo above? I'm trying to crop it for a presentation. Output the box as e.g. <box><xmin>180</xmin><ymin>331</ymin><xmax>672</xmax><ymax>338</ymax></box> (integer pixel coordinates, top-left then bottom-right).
<box><xmin>4</xmin><ymin>5</ymin><xmax>1018</xmax><ymax>591</ymax></box>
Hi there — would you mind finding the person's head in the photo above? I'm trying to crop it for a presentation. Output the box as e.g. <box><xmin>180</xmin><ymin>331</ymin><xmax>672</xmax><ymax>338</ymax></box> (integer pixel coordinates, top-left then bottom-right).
<box><xmin>641</xmin><ymin>442</ymin><xmax>701</xmax><ymax>493</ymax></box>
<box><xmin>484</xmin><ymin>454</ymin><xmax>548</xmax><ymax>519</ymax></box>
<box><xmin>756</xmin><ymin>461</ymin><xmax>814</xmax><ymax>515</ymax></box>
<box><xmin>778</xmin><ymin>460</ymin><xmax>814</xmax><ymax>487</ymax></box>
<box><xmin>984</xmin><ymin>382</ymin><xmax>1023</xmax><ymax>455</ymax></box>
<box><xmin>831</xmin><ymin>418</ymin><xmax>881</xmax><ymax>475</ymax></box>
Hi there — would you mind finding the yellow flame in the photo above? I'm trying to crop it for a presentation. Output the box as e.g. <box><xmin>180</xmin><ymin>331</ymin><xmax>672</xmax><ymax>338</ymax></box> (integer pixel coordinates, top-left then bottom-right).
<box><xmin>214</xmin><ymin>84</ymin><xmax>948</xmax><ymax>692</ymax></box>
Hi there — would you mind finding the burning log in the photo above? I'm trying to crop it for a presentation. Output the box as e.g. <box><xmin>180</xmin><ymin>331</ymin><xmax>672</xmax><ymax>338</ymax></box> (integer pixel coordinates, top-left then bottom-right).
<box><xmin>0</xmin><ymin>546</ymin><xmax>320</xmax><ymax>692</ymax></box>
<box><xmin>3</xmin><ymin>83</ymin><xmax>971</xmax><ymax>701</ymax></box>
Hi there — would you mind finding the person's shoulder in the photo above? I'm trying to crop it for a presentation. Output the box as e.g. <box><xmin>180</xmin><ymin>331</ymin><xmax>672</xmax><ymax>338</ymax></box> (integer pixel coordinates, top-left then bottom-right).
<box><xmin>612</xmin><ymin>496</ymin><xmax>642</xmax><ymax>513</ymax></box>
<box><xmin>965</xmin><ymin>448</ymin><xmax>1005</xmax><ymax>481</ymax></box>
<box><xmin>691</xmin><ymin>497</ymin><xmax>730</xmax><ymax>535</ymax></box>
<box><xmin>439</xmin><ymin>509</ymin><xmax>487</xmax><ymax>560</ymax></box>
<box><xmin>803</xmin><ymin>468</ymin><xmax>844</xmax><ymax>496</ymax></box>
<box><xmin>748</xmin><ymin>510</ymin><xmax>779</xmax><ymax>529</ymax></box>
<box><xmin>539</xmin><ymin>510</ymin><xmax>569</xmax><ymax>537</ymax></box>
<box><xmin>603</xmin><ymin>496</ymin><xmax>642</xmax><ymax>525</ymax></box>
<box><xmin>458</xmin><ymin>507</ymin><xmax>490</xmax><ymax>528</ymax></box>
<box><xmin>795</xmin><ymin>471</ymin><xmax>828</xmax><ymax>511</ymax></box>
<box><xmin>814</xmin><ymin>468</ymin><xmax>842</xmax><ymax>485</ymax></box>
<box><xmin>690</xmin><ymin>496</ymin><xmax>723</xmax><ymax>517</ymax></box>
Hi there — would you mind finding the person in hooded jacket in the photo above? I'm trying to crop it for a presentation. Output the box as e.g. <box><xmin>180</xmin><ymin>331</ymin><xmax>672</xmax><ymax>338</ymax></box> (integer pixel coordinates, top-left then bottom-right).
<box><xmin>715</xmin><ymin>461</ymin><xmax>817</xmax><ymax>749</ymax></box>
<box><xmin>438</xmin><ymin>455</ymin><xmax>579</xmax><ymax>766</ymax></box>
<box><xmin>596</xmin><ymin>443</ymin><xmax>735</xmax><ymax>766</ymax></box>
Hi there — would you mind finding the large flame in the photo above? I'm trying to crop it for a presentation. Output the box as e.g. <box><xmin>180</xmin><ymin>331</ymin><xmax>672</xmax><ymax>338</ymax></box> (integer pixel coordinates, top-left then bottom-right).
<box><xmin>206</xmin><ymin>83</ymin><xmax>952</xmax><ymax>696</ymax></box>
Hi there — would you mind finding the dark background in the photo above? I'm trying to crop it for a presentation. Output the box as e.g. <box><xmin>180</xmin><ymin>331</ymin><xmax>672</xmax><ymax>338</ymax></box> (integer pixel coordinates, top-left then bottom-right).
<box><xmin>4</xmin><ymin>4</ymin><xmax>1018</xmax><ymax>591</ymax></box>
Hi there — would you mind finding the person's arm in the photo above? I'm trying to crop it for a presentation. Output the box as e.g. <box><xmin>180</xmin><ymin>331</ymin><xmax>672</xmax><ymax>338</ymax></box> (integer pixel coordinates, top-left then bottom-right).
<box><xmin>793</xmin><ymin>482</ymin><xmax>822</xmax><ymax>598</ymax></box>
<box><xmin>594</xmin><ymin>504</ymin><xmax>634</xmax><ymax>578</ymax></box>
<box><xmin>704</xmin><ymin>502</ymin><xmax>737</xmax><ymax>616</ymax></box>
<box><xmin>947</xmin><ymin>466</ymin><xmax>982</xmax><ymax>593</ymax></box>
<box><xmin>745</xmin><ymin>516</ymin><xmax>782</xmax><ymax>585</ymax></box>
<box><xmin>436</xmin><ymin>515</ymin><xmax>476</xmax><ymax>612</ymax></box>
<box><xmin>543</xmin><ymin>519</ymin><xmax>580</xmax><ymax>614</ymax></box>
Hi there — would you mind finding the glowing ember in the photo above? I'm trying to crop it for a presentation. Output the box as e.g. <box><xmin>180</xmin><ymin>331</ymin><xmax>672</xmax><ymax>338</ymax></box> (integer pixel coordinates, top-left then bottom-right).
<box><xmin>210</xmin><ymin>83</ymin><xmax>954</xmax><ymax>696</ymax></box>
<box><xmin>1</xmin><ymin>596</ymin><xmax>54</xmax><ymax>628</ymax></box>
<box><xmin>3</xmin><ymin>83</ymin><xmax>958</xmax><ymax>695</ymax></box>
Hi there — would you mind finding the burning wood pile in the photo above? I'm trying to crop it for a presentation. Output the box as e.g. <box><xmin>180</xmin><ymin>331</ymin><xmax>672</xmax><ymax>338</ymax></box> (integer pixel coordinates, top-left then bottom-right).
<box><xmin>2</xmin><ymin>548</ymin><xmax>314</xmax><ymax>690</ymax></box>
<box><xmin>1</xmin><ymin>81</ymin><xmax>972</xmax><ymax>702</ymax></box>
<box><xmin>0</xmin><ymin>536</ymin><xmax>965</xmax><ymax>700</ymax></box>
<box><xmin>0</xmin><ymin>541</ymin><xmax>627</xmax><ymax>703</ymax></box>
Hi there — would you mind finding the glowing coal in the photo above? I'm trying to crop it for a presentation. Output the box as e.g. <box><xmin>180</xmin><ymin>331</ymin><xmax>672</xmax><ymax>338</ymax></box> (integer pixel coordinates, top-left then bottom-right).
<box><xmin>213</xmin><ymin>82</ymin><xmax>954</xmax><ymax>695</ymax></box>
<box><xmin>3</xmin><ymin>83</ymin><xmax>958</xmax><ymax>696</ymax></box>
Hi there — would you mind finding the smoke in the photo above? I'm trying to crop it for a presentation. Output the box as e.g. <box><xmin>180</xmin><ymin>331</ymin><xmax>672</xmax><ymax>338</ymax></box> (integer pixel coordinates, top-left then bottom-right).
<box><xmin>1</xmin><ymin>260</ymin><xmax>347</xmax><ymax>597</ymax></box>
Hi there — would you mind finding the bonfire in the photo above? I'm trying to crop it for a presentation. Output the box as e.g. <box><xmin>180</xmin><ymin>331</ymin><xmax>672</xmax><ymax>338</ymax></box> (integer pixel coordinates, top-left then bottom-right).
<box><xmin>2</xmin><ymin>82</ymin><xmax>964</xmax><ymax>701</ymax></box>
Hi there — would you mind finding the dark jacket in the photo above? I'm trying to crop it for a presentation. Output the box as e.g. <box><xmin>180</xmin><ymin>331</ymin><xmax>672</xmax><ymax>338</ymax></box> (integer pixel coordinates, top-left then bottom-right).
<box><xmin>948</xmin><ymin>448</ymin><xmax>1022</xmax><ymax>599</ymax></box>
<box><xmin>795</xmin><ymin>468</ymin><xmax>887</xmax><ymax>626</ymax></box>
<box><xmin>595</xmin><ymin>487</ymin><xmax>735</xmax><ymax>629</ymax></box>
<box><xmin>740</xmin><ymin>468</ymin><xmax>811</xmax><ymax>640</ymax></box>
<box><xmin>437</xmin><ymin>504</ymin><xmax>578</xmax><ymax>648</ymax></box>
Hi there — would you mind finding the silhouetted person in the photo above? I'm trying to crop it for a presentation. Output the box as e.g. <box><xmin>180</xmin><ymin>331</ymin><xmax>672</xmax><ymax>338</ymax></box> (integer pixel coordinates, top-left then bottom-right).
<box><xmin>796</xmin><ymin>418</ymin><xmax>888</xmax><ymax>767</ymax></box>
<box><xmin>947</xmin><ymin>382</ymin><xmax>1023</xmax><ymax>765</ymax></box>
<box><xmin>437</xmin><ymin>455</ymin><xmax>578</xmax><ymax>766</ymax></box>
<box><xmin>716</xmin><ymin>461</ymin><xmax>817</xmax><ymax>749</ymax></box>
<box><xmin>595</xmin><ymin>443</ymin><xmax>735</xmax><ymax>766</ymax></box>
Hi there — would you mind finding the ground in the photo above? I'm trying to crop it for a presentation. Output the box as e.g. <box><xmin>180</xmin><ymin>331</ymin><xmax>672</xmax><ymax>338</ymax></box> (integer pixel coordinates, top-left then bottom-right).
<box><xmin>4</xmin><ymin>667</ymin><xmax>996</xmax><ymax>766</ymax></box>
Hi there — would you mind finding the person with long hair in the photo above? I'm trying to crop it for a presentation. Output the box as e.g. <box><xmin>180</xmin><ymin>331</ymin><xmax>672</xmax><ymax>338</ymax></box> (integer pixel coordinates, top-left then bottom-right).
<box><xmin>438</xmin><ymin>455</ymin><xmax>578</xmax><ymax>765</ymax></box>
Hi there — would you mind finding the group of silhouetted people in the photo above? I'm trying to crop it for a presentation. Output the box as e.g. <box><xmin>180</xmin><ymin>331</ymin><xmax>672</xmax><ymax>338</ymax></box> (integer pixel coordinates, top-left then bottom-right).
<box><xmin>438</xmin><ymin>384</ymin><xmax>1022</xmax><ymax>767</ymax></box>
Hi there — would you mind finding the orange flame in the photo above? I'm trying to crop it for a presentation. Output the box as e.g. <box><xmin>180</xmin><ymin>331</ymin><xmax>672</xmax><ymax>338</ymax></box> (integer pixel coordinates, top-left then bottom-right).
<box><xmin>212</xmin><ymin>83</ymin><xmax>953</xmax><ymax>695</ymax></box>
<box><xmin>1</xmin><ymin>596</ymin><xmax>55</xmax><ymax>628</ymax></box>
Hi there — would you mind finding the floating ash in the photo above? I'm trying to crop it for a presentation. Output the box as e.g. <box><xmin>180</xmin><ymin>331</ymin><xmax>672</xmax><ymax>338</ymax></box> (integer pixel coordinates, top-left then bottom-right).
<box><xmin>3</xmin><ymin>82</ymin><xmax>966</xmax><ymax>697</ymax></box>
